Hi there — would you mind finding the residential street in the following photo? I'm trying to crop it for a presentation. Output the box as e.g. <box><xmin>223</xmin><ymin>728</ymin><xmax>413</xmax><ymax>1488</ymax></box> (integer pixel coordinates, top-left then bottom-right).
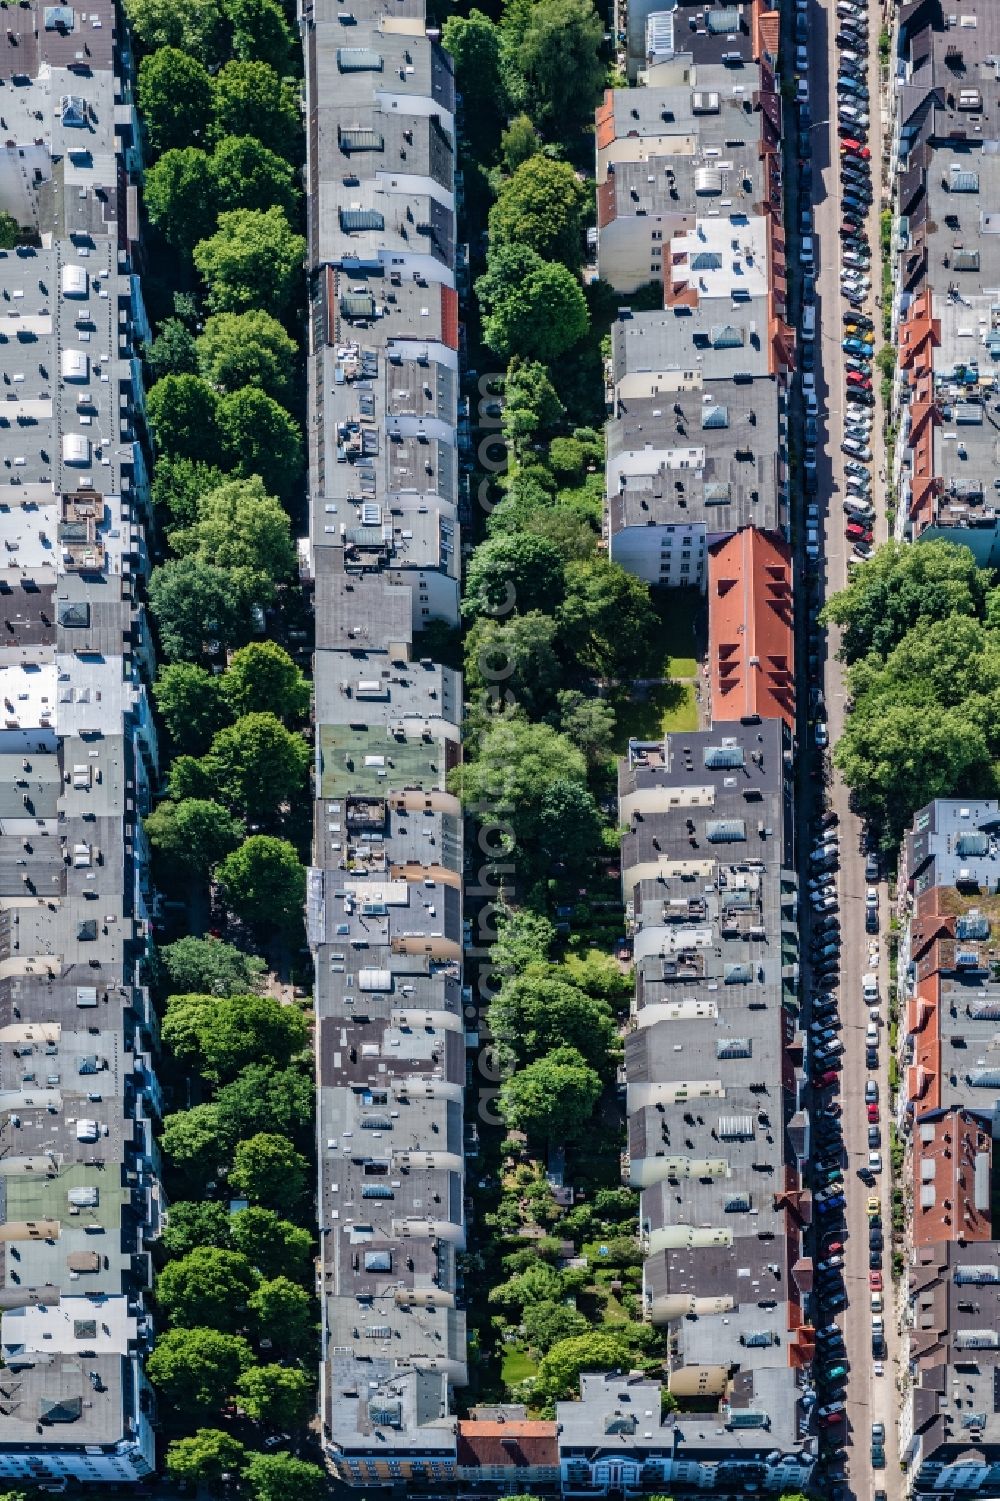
<box><xmin>805</xmin><ymin>0</ymin><xmax>899</xmax><ymax>1496</ymax></box>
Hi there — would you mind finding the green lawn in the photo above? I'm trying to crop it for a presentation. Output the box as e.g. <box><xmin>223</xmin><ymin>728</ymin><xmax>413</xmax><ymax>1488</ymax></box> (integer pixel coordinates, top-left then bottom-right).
<box><xmin>502</xmin><ymin>1345</ymin><xmax>538</xmax><ymax>1386</ymax></box>
<box><xmin>652</xmin><ymin>586</ymin><xmax>702</xmax><ymax>678</ymax></box>
<box><xmin>613</xmin><ymin>681</ymin><xmax>698</xmax><ymax>748</ymax></box>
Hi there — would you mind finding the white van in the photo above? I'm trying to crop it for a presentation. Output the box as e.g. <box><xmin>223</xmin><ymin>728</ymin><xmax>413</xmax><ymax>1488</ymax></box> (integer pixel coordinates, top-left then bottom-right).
<box><xmin>862</xmin><ymin>972</ymin><xmax>879</xmax><ymax>1004</ymax></box>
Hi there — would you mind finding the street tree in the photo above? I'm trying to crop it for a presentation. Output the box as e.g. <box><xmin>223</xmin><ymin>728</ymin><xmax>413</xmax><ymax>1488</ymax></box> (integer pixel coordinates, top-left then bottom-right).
<box><xmin>223</xmin><ymin>0</ymin><xmax>294</xmax><ymax>71</ymax></box>
<box><xmin>160</xmin><ymin>936</ymin><xmax>267</xmax><ymax>997</ymax></box>
<box><xmin>441</xmin><ymin>10</ymin><xmax>507</xmax><ymax>151</ymax></box>
<box><xmin>463</xmin><ymin>533</ymin><xmax>565</xmax><ymax>619</ymax></box>
<box><xmin>203</xmin><ymin>712</ymin><xmax>309</xmax><ymax>816</ymax></box>
<box><xmin>489</xmin><ymin>975</ymin><xmax>615</xmax><ymax>1069</ymax></box>
<box><xmin>165</xmin><ymin>1429</ymin><xmax>246</xmax><ymax>1491</ymax></box>
<box><xmin>144</xmin><ymin>148</ymin><xmax>217</xmax><ymax>249</ymax></box>
<box><xmin>160</xmin><ymin>1104</ymin><xmax>230</xmax><ymax>1184</ymax></box>
<box><xmin>235</xmin><ymin>1364</ymin><xmax>312</xmax><ymax>1428</ymax></box>
<box><xmin>211</xmin><ymin>135</ymin><xmax>299</xmax><ymax>219</ymax></box>
<box><xmin>512</xmin><ymin>0</ymin><xmax>605</xmax><ymax>140</ymax></box>
<box><xmin>153</xmin><ymin>662</ymin><xmax>230</xmax><ymax>756</ymax></box>
<box><xmin>160</xmin><ymin>1200</ymin><xmax>233</xmax><ymax>1260</ymax></box>
<box><xmin>230</xmin><ymin>1207</ymin><xmax>313</xmax><ymax>1281</ymax></box>
<box><xmin>156</xmin><ymin>1247</ymin><xmax>259</xmax><ymax>1332</ymax></box>
<box><xmin>151</xmin><ymin>455</ymin><xmax>227</xmax><ymax>528</ymax></box>
<box><xmin>172</xmin><ymin>476</ymin><xmax>296</xmax><ymax>604</ymax></box>
<box><xmin>193</xmin><ymin>207</ymin><xmax>305</xmax><ymax>320</ymax></box>
<box><xmin>147</xmin><ymin>1327</ymin><xmax>254</xmax><ymax>1421</ymax></box>
<box><xmin>242</xmin><ymin>1453</ymin><xmax>326</xmax><ymax>1501</ymax></box>
<box><xmin>196</xmin><ymin>309</ymin><xmax>297</xmax><ymax>401</ymax></box>
<box><xmin>248</xmin><ymin>1277</ymin><xmax>314</xmax><ymax>1355</ymax></box>
<box><xmin>221</xmin><ymin>643</ymin><xmax>310</xmax><ymax>722</ymax></box>
<box><xmin>148</xmin><ymin>557</ymin><xmax>251</xmax><ymax>662</ymax></box>
<box><xmin>146</xmin><ymin>375</ymin><xmax>221</xmax><ymax>465</ymax></box>
<box><xmin>161</xmin><ymin>991</ymin><xmax>308</xmax><ymax>1083</ymax></box>
<box><xmin>216</xmin><ymin>837</ymin><xmax>307</xmax><ymax>932</ymax></box>
<box><xmin>500</xmin><ymin>357</ymin><xmax>564</xmax><ymax>455</ymax></box>
<box><xmin>125</xmin><ymin>0</ymin><xmax>226</xmax><ymax>59</ymax></box>
<box><xmin>211</xmin><ymin>62</ymin><xmax>301</xmax><ymax>160</ymax></box>
<box><xmin>557</xmin><ymin>558</ymin><xmax>658</xmax><ymax>681</ymax></box>
<box><xmin>217</xmin><ymin>387</ymin><xmax>304</xmax><ymax>503</ymax></box>
<box><xmin>214</xmin><ymin>1063</ymin><xmax>314</xmax><ymax>1148</ymax></box>
<box><xmin>497</xmin><ymin>1046</ymin><xmax>602</xmax><ymax>1141</ymax></box>
<box><xmin>465</xmin><ymin>611</ymin><xmax>562</xmax><ymax>720</ymax></box>
<box><xmin>144</xmin><ymin>797</ymin><xmax>244</xmax><ymax>878</ymax></box>
<box><xmin>229</xmin><ymin>1133</ymin><xmax>309</xmax><ymax>1213</ymax></box>
<box><xmin>489</xmin><ymin>156</ymin><xmax>587</xmax><ymax>268</ymax></box>
<box><xmin>476</xmin><ymin>245</ymin><xmax>589</xmax><ymax>362</ymax></box>
<box><xmin>821</xmin><ymin>538</ymin><xmax>990</xmax><ymax>663</ymax></box>
<box><xmin>146</xmin><ymin>317</ymin><xmax>200</xmax><ymax>380</ymax></box>
<box><xmin>137</xmin><ymin>50</ymin><xmax>214</xmax><ymax>153</ymax></box>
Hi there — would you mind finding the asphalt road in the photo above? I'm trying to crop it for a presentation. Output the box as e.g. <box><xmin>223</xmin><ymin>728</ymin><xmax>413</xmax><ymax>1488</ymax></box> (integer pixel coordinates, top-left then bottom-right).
<box><xmin>804</xmin><ymin>0</ymin><xmax>899</xmax><ymax>1496</ymax></box>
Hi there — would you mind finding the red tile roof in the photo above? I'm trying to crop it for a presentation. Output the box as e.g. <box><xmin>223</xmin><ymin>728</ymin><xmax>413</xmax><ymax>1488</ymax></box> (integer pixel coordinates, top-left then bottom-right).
<box><xmin>457</xmin><ymin>1420</ymin><xmax>559</xmax><ymax>1469</ymax></box>
<box><xmin>708</xmin><ymin>528</ymin><xmax>795</xmax><ymax>730</ymax></box>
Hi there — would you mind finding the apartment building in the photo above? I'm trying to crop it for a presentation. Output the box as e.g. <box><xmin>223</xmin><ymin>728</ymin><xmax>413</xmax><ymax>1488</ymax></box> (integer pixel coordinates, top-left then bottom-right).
<box><xmin>616</xmin><ymin>718</ymin><xmax>817</xmax><ymax>1493</ymax></box>
<box><xmin>888</xmin><ymin>0</ymin><xmax>1000</xmax><ymax>558</ymax></box>
<box><xmin>707</xmin><ymin>528</ymin><xmax>794</xmax><ymax>731</ymax></box>
<box><xmin>599</xmin><ymin>0</ymin><xmax>790</xmax><ymax>590</ymax></box>
<box><xmin>897</xmin><ymin>800</ymin><xmax>1000</xmax><ymax>1490</ymax></box>
<box><xmin>0</xmin><ymin>0</ymin><xmax>159</xmax><ymax>1484</ymax></box>
<box><xmin>301</xmin><ymin>0</ymin><xmax>469</xmax><ymax>1485</ymax></box>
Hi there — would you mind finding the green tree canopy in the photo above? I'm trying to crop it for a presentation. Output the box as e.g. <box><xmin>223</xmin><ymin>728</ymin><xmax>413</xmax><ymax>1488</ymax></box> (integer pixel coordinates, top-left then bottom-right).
<box><xmin>156</xmin><ymin>1247</ymin><xmax>259</xmax><ymax>1331</ymax></box>
<box><xmin>510</xmin><ymin>0</ymin><xmax>605</xmax><ymax>139</ymax></box>
<box><xmin>451</xmin><ymin>716</ymin><xmax>587</xmax><ymax>851</ymax></box>
<box><xmin>217</xmin><ymin>387</ymin><xmax>304</xmax><ymax>503</ymax></box>
<box><xmin>242</xmin><ymin>1452</ymin><xmax>327</xmax><ymax>1501</ymax></box>
<box><xmin>0</xmin><ymin>212</ymin><xmax>21</xmax><ymax>249</ymax></box>
<box><xmin>223</xmin><ymin>0</ymin><xmax>294</xmax><ymax>71</ymax></box>
<box><xmin>125</xmin><ymin>0</ymin><xmax>227</xmax><ymax>59</ymax></box>
<box><xmin>161</xmin><ymin>1104</ymin><xmax>230</xmax><ymax>1183</ymax></box>
<box><xmin>165</xmin><ymin>1428</ymin><xmax>246</xmax><ymax>1491</ymax></box>
<box><xmin>491</xmin><ymin>899</ymin><xmax>555</xmax><ymax>978</ymax></box>
<box><xmin>465</xmin><ymin>611</ymin><xmax>562</xmax><ymax>720</ymax></box>
<box><xmin>144</xmin><ymin>796</ymin><xmax>244</xmax><ymax>877</ymax></box>
<box><xmin>211</xmin><ymin>134</ymin><xmax>299</xmax><ymax>218</ymax></box>
<box><xmin>556</xmin><ymin>689</ymin><xmax>616</xmax><ymax>766</ymax></box>
<box><xmin>144</xmin><ymin>148</ymin><xmax>217</xmax><ymax>249</ymax></box>
<box><xmin>498</xmin><ymin>1046</ymin><xmax>602</xmax><ymax>1141</ymax></box>
<box><xmin>821</xmin><ymin>539</ymin><xmax>991</xmax><ymax>663</ymax></box>
<box><xmin>489</xmin><ymin>155</ymin><xmax>587</xmax><ymax>268</ymax></box>
<box><xmin>558</xmin><ymin>558</ymin><xmax>658</xmax><ymax>681</ymax></box>
<box><xmin>160</xmin><ymin>935</ymin><xmax>267</xmax><ymax>997</ymax></box>
<box><xmin>147</xmin><ymin>1327</ymin><xmax>254</xmax><ymax>1420</ymax></box>
<box><xmin>211</xmin><ymin>62</ymin><xmax>301</xmax><ymax>159</ymax></box>
<box><xmin>476</xmin><ymin>245</ymin><xmax>589</xmax><ymax>362</ymax></box>
<box><xmin>154</xmin><ymin>662</ymin><xmax>230</xmax><ymax>756</ymax></box>
<box><xmin>464</xmin><ymin>533</ymin><xmax>565</xmax><ymax>620</ymax></box>
<box><xmin>217</xmin><ymin>836</ymin><xmax>307</xmax><ymax>932</ymax></box>
<box><xmin>229</xmin><ymin>1132</ymin><xmax>309</xmax><ymax>1213</ymax></box>
<box><xmin>500</xmin><ymin>114</ymin><xmax>543</xmax><ymax>172</ymax></box>
<box><xmin>202</xmin><ymin>712</ymin><xmax>309</xmax><ymax>816</ymax></box>
<box><xmin>149</xmin><ymin>557</ymin><xmax>251</xmax><ymax>662</ymax></box>
<box><xmin>137</xmin><ymin>49</ymin><xmax>214</xmax><ymax>153</ymax></box>
<box><xmin>236</xmin><ymin>1363</ymin><xmax>313</xmax><ymax>1427</ymax></box>
<box><xmin>486</xmin><ymin>473</ymin><xmax>553</xmax><ymax>540</ymax></box>
<box><xmin>440</xmin><ymin>10</ymin><xmax>506</xmax><ymax>151</ymax></box>
<box><xmin>194</xmin><ymin>207</ymin><xmax>305</xmax><ymax>319</ymax></box>
<box><xmin>522</xmin><ymin>1299</ymin><xmax>589</xmax><ymax>1353</ymax></box>
<box><xmin>196</xmin><ymin>309</ymin><xmax>297</xmax><ymax>401</ymax></box>
<box><xmin>146</xmin><ymin>375</ymin><xmax>221</xmax><ymax>465</ymax></box>
<box><xmin>248</xmin><ymin>1276</ymin><xmax>314</xmax><ymax>1355</ymax></box>
<box><xmin>162</xmin><ymin>991</ymin><xmax>308</xmax><ymax>1083</ymax></box>
<box><xmin>146</xmin><ymin>318</ymin><xmax>200</xmax><ymax>381</ymax></box>
<box><xmin>230</xmin><ymin>1207</ymin><xmax>313</xmax><ymax>1281</ymax></box>
<box><xmin>160</xmin><ymin>1200</ymin><xmax>233</xmax><ymax>1260</ymax></box>
<box><xmin>172</xmin><ymin>476</ymin><xmax>297</xmax><ymax>604</ymax></box>
<box><xmin>151</xmin><ymin>455</ymin><xmax>227</xmax><ymax>529</ymax></box>
<box><xmin>489</xmin><ymin>975</ymin><xmax>616</xmax><ymax>1069</ymax></box>
<box><xmin>501</xmin><ymin>357</ymin><xmax>564</xmax><ymax>455</ymax></box>
<box><xmin>534</xmin><ymin>1325</ymin><xmax>657</xmax><ymax>1402</ymax></box>
<box><xmin>536</xmin><ymin>777</ymin><xmax>604</xmax><ymax>870</ymax></box>
<box><xmin>221</xmin><ymin>642</ymin><xmax>310</xmax><ymax>722</ymax></box>
<box><xmin>214</xmin><ymin>1063</ymin><xmax>314</xmax><ymax>1148</ymax></box>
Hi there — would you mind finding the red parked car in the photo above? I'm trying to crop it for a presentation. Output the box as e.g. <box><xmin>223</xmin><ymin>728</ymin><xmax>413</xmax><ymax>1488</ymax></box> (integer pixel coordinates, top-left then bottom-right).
<box><xmin>841</xmin><ymin>138</ymin><xmax>871</xmax><ymax>159</ymax></box>
<box><xmin>867</xmin><ymin>1102</ymin><xmax>879</xmax><ymax>1123</ymax></box>
<box><xmin>846</xmin><ymin>522</ymin><xmax>873</xmax><ymax>542</ymax></box>
<box><xmin>870</xmin><ymin>1270</ymin><xmax>883</xmax><ymax>1291</ymax></box>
